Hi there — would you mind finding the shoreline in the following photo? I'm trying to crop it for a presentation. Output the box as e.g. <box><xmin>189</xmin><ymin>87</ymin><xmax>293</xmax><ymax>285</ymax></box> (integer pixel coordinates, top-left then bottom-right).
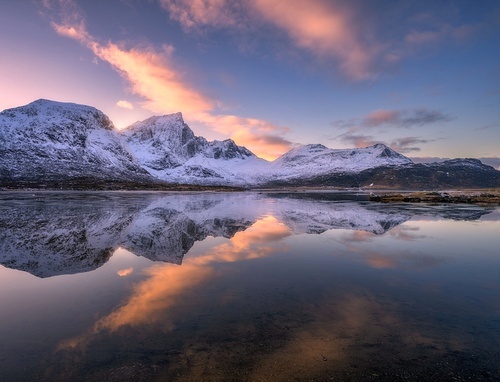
<box><xmin>369</xmin><ymin>189</ymin><xmax>500</xmax><ymax>204</ymax></box>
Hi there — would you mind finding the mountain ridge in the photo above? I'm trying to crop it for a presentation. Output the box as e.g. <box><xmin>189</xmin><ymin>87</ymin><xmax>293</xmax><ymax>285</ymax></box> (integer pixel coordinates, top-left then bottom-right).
<box><xmin>1</xmin><ymin>99</ymin><xmax>498</xmax><ymax>189</ymax></box>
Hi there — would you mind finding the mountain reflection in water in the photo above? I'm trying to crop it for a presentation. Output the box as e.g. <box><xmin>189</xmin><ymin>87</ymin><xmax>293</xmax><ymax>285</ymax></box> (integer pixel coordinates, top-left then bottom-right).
<box><xmin>0</xmin><ymin>192</ymin><xmax>499</xmax><ymax>382</ymax></box>
<box><xmin>0</xmin><ymin>191</ymin><xmax>492</xmax><ymax>277</ymax></box>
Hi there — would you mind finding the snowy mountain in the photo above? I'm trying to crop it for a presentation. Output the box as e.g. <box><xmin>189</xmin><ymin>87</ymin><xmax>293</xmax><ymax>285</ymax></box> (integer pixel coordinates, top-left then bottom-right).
<box><xmin>1</xmin><ymin>99</ymin><xmax>498</xmax><ymax>189</ymax></box>
<box><xmin>120</xmin><ymin>111</ymin><xmax>414</xmax><ymax>186</ymax></box>
<box><xmin>0</xmin><ymin>99</ymin><xmax>155</xmax><ymax>188</ymax></box>
<box><xmin>264</xmin><ymin>143</ymin><xmax>412</xmax><ymax>184</ymax></box>
<box><xmin>121</xmin><ymin>113</ymin><xmax>266</xmax><ymax>185</ymax></box>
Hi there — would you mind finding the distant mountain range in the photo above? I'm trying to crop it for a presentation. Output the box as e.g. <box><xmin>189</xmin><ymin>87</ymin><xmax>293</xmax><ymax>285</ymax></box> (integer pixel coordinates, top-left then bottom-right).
<box><xmin>1</xmin><ymin>99</ymin><xmax>499</xmax><ymax>189</ymax></box>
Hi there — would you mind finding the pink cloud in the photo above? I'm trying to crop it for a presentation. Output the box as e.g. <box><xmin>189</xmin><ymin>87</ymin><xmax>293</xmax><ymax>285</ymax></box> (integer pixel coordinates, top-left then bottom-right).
<box><xmin>250</xmin><ymin>0</ymin><xmax>378</xmax><ymax>80</ymax></box>
<box><xmin>334</xmin><ymin>108</ymin><xmax>452</xmax><ymax>132</ymax></box>
<box><xmin>160</xmin><ymin>0</ymin><xmax>243</xmax><ymax>30</ymax></box>
<box><xmin>53</xmin><ymin>21</ymin><xmax>214</xmax><ymax>115</ymax></box>
<box><xmin>336</xmin><ymin>133</ymin><xmax>380</xmax><ymax>148</ymax></box>
<box><xmin>47</xmin><ymin>0</ymin><xmax>292</xmax><ymax>160</ymax></box>
<box><xmin>116</xmin><ymin>100</ymin><xmax>134</xmax><ymax>110</ymax></box>
<box><xmin>161</xmin><ymin>0</ymin><xmax>380</xmax><ymax>80</ymax></box>
<box><xmin>364</xmin><ymin>110</ymin><xmax>401</xmax><ymax>127</ymax></box>
<box><xmin>194</xmin><ymin>112</ymin><xmax>293</xmax><ymax>160</ymax></box>
<box><xmin>160</xmin><ymin>0</ymin><xmax>487</xmax><ymax>82</ymax></box>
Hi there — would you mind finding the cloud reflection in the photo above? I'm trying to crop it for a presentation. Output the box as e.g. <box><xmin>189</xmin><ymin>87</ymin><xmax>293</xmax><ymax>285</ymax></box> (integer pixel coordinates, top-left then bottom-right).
<box><xmin>116</xmin><ymin>268</ymin><xmax>134</xmax><ymax>277</ymax></box>
<box><xmin>58</xmin><ymin>215</ymin><xmax>291</xmax><ymax>349</ymax></box>
<box><xmin>336</xmin><ymin>224</ymin><xmax>447</xmax><ymax>270</ymax></box>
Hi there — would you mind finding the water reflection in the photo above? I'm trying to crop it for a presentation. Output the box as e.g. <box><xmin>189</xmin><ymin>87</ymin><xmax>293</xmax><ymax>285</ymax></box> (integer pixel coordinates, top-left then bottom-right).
<box><xmin>0</xmin><ymin>192</ymin><xmax>499</xmax><ymax>381</ymax></box>
<box><xmin>0</xmin><ymin>191</ymin><xmax>494</xmax><ymax>278</ymax></box>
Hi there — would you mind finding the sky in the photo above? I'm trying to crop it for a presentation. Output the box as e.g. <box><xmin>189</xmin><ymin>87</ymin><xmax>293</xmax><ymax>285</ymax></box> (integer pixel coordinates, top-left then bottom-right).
<box><xmin>1</xmin><ymin>0</ymin><xmax>499</xmax><ymax>164</ymax></box>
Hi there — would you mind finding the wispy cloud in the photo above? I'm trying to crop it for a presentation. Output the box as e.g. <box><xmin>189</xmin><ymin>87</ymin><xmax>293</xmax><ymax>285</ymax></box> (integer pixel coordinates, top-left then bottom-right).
<box><xmin>51</xmin><ymin>19</ymin><xmax>214</xmax><ymax>115</ymax></box>
<box><xmin>334</xmin><ymin>108</ymin><xmax>453</xmax><ymax>131</ymax></box>
<box><xmin>365</xmin><ymin>109</ymin><xmax>451</xmax><ymax>128</ymax></box>
<box><xmin>250</xmin><ymin>0</ymin><xmax>380</xmax><ymax>80</ymax></box>
<box><xmin>159</xmin><ymin>0</ymin><xmax>244</xmax><ymax>31</ymax></box>
<box><xmin>44</xmin><ymin>0</ymin><xmax>292</xmax><ymax>160</ymax></box>
<box><xmin>162</xmin><ymin>0</ymin><xmax>381</xmax><ymax>80</ymax></box>
<box><xmin>160</xmin><ymin>0</ymin><xmax>488</xmax><ymax>81</ymax></box>
<box><xmin>475</xmin><ymin>122</ymin><xmax>500</xmax><ymax>131</ymax></box>
<box><xmin>116</xmin><ymin>100</ymin><xmax>134</xmax><ymax>110</ymax></box>
<box><xmin>405</xmin><ymin>23</ymin><xmax>482</xmax><ymax>46</ymax></box>
<box><xmin>337</xmin><ymin>133</ymin><xmax>432</xmax><ymax>153</ymax></box>
<box><xmin>332</xmin><ymin>108</ymin><xmax>450</xmax><ymax>152</ymax></box>
<box><xmin>389</xmin><ymin>137</ymin><xmax>431</xmax><ymax>153</ymax></box>
<box><xmin>336</xmin><ymin>133</ymin><xmax>380</xmax><ymax>148</ymax></box>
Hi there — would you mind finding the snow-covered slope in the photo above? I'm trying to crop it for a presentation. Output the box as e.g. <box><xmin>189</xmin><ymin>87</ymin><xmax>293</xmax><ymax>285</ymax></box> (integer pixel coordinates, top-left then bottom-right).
<box><xmin>121</xmin><ymin>113</ymin><xmax>267</xmax><ymax>185</ymax></box>
<box><xmin>0</xmin><ymin>99</ymin><xmax>152</xmax><ymax>184</ymax></box>
<box><xmin>121</xmin><ymin>113</ymin><xmax>413</xmax><ymax>186</ymax></box>
<box><xmin>268</xmin><ymin>143</ymin><xmax>412</xmax><ymax>180</ymax></box>
<box><xmin>2</xmin><ymin>99</ymin><xmax>496</xmax><ymax>189</ymax></box>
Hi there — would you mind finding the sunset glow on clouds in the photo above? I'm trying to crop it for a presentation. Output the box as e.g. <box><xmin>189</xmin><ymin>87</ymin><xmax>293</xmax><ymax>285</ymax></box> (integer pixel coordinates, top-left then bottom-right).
<box><xmin>1</xmin><ymin>0</ymin><xmax>499</xmax><ymax>160</ymax></box>
<box><xmin>47</xmin><ymin>0</ymin><xmax>291</xmax><ymax>159</ymax></box>
<box><xmin>116</xmin><ymin>100</ymin><xmax>133</xmax><ymax>110</ymax></box>
<box><xmin>58</xmin><ymin>215</ymin><xmax>292</xmax><ymax>349</ymax></box>
<box><xmin>51</xmin><ymin>19</ymin><xmax>215</xmax><ymax>115</ymax></box>
<box><xmin>251</xmin><ymin>0</ymin><xmax>378</xmax><ymax>80</ymax></box>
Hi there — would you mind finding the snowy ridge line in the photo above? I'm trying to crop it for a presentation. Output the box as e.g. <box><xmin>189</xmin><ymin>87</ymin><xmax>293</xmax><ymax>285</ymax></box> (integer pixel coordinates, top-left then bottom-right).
<box><xmin>0</xmin><ymin>99</ymin><xmax>410</xmax><ymax>187</ymax></box>
<box><xmin>2</xmin><ymin>99</ymin><xmax>498</xmax><ymax>189</ymax></box>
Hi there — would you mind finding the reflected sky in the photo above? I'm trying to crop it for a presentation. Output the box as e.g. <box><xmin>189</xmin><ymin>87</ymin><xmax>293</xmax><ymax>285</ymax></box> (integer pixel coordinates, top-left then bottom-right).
<box><xmin>0</xmin><ymin>192</ymin><xmax>499</xmax><ymax>381</ymax></box>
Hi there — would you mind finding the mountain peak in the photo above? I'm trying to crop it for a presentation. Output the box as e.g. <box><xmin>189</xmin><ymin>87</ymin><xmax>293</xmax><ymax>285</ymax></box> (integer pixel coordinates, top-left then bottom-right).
<box><xmin>367</xmin><ymin>143</ymin><xmax>413</xmax><ymax>163</ymax></box>
<box><xmin>1</xmin><ymin>98</ymin><xmax>115</xmax><ymax>131</ymax></box>
<box><xmin>0</xmin><ymin>99</ymin><xmax>151</xmax><ymax>184</ymax></box>
<box><xmin>137</xmin><ymin>112</ymin><xmax>184</xmax><ymax>125</ymax></box>
<box><xmin>11</xmin><ymin>98</ymin><xmax>99</xmax><ymax>113</ymax></box>
<box><xmin>370</xmin><ymin>143</ymin><xmax>389</xmax><ymax>149</ymax></box>
<box><xmin>123</xmin><ymin>112</ymin><xmax>195</xmax><ymax>146</ymax></box>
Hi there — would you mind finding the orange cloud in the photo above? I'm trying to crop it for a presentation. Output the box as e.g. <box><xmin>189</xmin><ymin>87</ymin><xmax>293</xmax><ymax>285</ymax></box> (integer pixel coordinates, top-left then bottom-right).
<box><xmin>116</xmin><ymin>267</ymin><xmax>134</xmax><ymax>277</ymax></box>
<box><xmin>191</xmin><ymin>215</ymin><xmax>292</xmax><ymax>265</ymax></box>
<box><xmin>116</xmin><ymin>100</ymin><xmax>133</xmax><ymax>110</ymax></box>
<box><xmin>194</xmin><ymin>112</ymin><xmax>293</xmax><ymax>160</ymax></box>
<box><xmin>58</xmin><ymin>216</ymin><xmax>291</xmax><ymax>349</ymax></box>
<box><xmin>162</xmin><ymin>0</ymin><xmax>379</xmax><ymax>80</ymax></box>
<box><xmin>52</xmin><ymin>21</ymin><xmax>214</xmax><ymax>115</ymax></box>
<box><xmin>48</xmin><ymin>0</ymin><xmax>291</xmax><ymax>160</ymax></box>
<box><xmin>250</xmin><ymin>0</ymin><xmax>379</xmax><ymax>80</ymax></box>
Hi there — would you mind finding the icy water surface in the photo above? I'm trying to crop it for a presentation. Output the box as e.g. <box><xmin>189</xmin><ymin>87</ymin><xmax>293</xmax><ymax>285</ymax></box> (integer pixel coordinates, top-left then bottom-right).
<box><xmin>0</xmin><ymin>191</ymin><xmax>499</xmax><ymax>381</ymax></box>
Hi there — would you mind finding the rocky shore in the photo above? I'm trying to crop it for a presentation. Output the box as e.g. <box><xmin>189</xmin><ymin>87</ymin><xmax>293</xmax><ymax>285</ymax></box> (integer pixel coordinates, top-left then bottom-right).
<box><xmin>370</xmin><ymin>189</ymin><xmax>500</xmax><ymax>204</ymax></box>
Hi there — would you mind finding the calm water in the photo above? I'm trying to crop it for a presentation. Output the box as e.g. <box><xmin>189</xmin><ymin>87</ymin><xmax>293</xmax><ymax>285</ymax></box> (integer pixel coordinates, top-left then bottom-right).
<box><xmin>0</xmin><ymin>191</ymin><xmax>499</xmax><ymax>381</ymax></box>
